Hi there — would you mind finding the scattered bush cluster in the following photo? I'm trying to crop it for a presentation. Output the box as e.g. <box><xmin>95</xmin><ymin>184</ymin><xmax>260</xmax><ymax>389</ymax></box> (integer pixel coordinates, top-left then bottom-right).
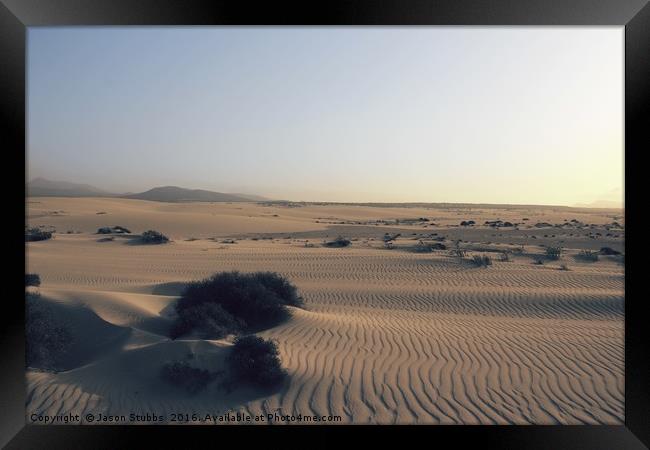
<box><xmin>26</xmin><ymin>293</ymin><xmax>72</xmax><ymax>371</ymax></box>
<box><xmin>171</xmin><ymin>271</ymin><xmax>303</xmax><ymax>340</ymax></box>
<box><xmin>227</xmin><ymin>335</ymin><xmax>286</xmax><ymax>388</ymax></box>
<box><xmin>25</xmin><ymin>273</ymin><xmax>41</xmax><ymax>287</ymax></box>
<box><xmin>545</xmin><ymin>247</ymin><xmax>562</xmax><ymax>260</ymax></box>
<box><xmin>471</xmin><ymin>254</ymin><xmax>493</xmax><ymax>267</ymax></box>
<box><xmin>160</xmin><ymin>361</ymin><xmax>221</xmax><ymax>394</ymax></box>
<box><xmin>413</xmin><ymin>241</ymin><xmax>447</xmax><ymax>253</ymax></box>
<box><xmin>25</xmin><ymin>228</ymin><xmax>52</xmax><ymax>242</ymax></box>
<box><xmin>324</xmin><ymin>236</ymin><xmax>351</xmax><ymax>248</ymax></box>
<box><xmin>578</xmin><ymin>250</ymin><xmax>599</xmax><ymax>262</ymax></box>
<box><xmin>141</xmin><ymin>230</ymin><xmax>169</xmax><ymax>244</ymax></box>
<box><xmin>96</xmin><ymin>226</ymin><xmax>131</xmax><ymax>234</ymax></box>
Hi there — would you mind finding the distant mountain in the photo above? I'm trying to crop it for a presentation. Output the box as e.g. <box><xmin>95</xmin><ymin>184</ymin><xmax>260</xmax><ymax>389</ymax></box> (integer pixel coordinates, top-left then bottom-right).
<box><xmin>27</xmin><ymin>178</ymin><xmax>115</xmax><ymax>197</ymax></box>
<box><xmin>121</xmin><ymin>186</ymin><xmax>264</xmax><ymax>203</ymax></box>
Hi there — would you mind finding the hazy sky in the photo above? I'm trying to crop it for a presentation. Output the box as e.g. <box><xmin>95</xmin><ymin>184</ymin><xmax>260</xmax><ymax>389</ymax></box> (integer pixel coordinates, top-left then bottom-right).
<box><xmin>28</xmin><ymin>27</ymin><xmax>623</xmax><ymax>205</ymax></box>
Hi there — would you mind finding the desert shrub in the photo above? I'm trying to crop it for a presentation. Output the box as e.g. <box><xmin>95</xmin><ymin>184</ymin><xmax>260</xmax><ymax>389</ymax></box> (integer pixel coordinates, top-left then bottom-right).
<box><xmin>413</xmin><ymin>241</ymin><xmax>447</xmax><ymax>253</ymax></box>
<box><xmin>25</xmin><ymin>228</ymin><xmax>52</xmax><ymax>242</ymax></box>
<box><xmin>472</xmin><ymin>254</ymin><xmax>492</xmax><ymax>267</ymax></box>
<box><xmin>324</xmin><ymin>236</ymin><xmax>351</xmax><ymax>248</ymax></box>
<box><xmin>451</xmin><ymin>248</ymin><xmax>466</xmax><ymax>258</ymax></box>
<box><xmin>25</xmin><ymin>293</ymin><xmax>72</xmax><ymax>371</ymax></box>
<box><xmin>451</xmin><ymin>241</ymin><xmax>466</xmax><ymax>258</ymax></box>
<box><xmin>25</xmin><ymin>273</ymin><xmax>41</xmax><ymax>287</ymax></box>
<box><xmin>498</xmin><ymin>252</ymin><xmax>511</xmax><ymax>262</ymax></box>
<box><xmin>97</xmin><ymin>226</ymin><xmax>131</xmax><ymax>234</ymax></box>
<box><xmin>227</xmin><ymin>335</ymin><xmax>286</xmax><ymax>388</ymax></box>
<box><xmin>141</xmin><ymin>230</ymin><xmax>169</xmax><ymax>244</ymax></box>
<box><xmin>160</xmin><ymin>361</ymin><xmax>220</xmax><ymax>394</ymax></box>
<box><xmin>171</xmin><ymin>302</ymin><xmax>244</xmax><ymax>340</ymax></box>
<box><xmin>172</xmin><ymin>271</ymin><xmax>303</xmax><ymax>339</ymax></box>
<box><xmin>413</xmin><ymin>241</ymin><xmax>433</xmax><ymax>253</ymax></box>
<box><xmin>578</xmin><ymin>250</ymin><xmax>599</xmax><ymax>262</ymax></box>
<box><xmin>533</xmin><ymin>259</ymin><xmax>544</xmax><ymax>265</ymax></box>
<box><xmin>545</xmin><ymin>247</ymin><xmax>562</xmax><ymax>260</ymax></box>
<box><xmin>599</xmin><ymin>247</ymin><xmax>621</xmax><ymax>256</ymax></box>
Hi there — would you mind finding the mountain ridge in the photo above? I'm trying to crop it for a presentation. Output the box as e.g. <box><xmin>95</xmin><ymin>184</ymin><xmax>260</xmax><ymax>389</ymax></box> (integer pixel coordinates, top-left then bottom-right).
<box><xmin>27</xmin><ymin>178</ymin><xmax>268</xmax><ymax>203</ymax></box>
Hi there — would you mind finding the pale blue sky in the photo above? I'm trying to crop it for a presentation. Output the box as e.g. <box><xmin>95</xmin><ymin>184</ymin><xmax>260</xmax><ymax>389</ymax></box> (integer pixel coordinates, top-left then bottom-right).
<box><xmin>28</xmin><ymin>27</ymin><xmax>623</xmax><ymax>205</ymax></box>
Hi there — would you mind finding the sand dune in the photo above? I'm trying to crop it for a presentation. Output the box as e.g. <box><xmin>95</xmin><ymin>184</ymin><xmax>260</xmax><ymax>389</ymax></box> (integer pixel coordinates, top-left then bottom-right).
<box><xmin>26</xmin><ymin>198</ymin><xmax>624</xmax><ymax>424</ymax></box>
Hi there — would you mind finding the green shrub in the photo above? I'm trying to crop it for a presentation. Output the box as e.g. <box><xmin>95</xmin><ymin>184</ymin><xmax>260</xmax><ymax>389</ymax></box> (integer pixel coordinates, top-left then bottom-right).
<box><xmin>227</xmin><ymin>335</ymin><xmax>286</xmax><ymax>388</ymax></box>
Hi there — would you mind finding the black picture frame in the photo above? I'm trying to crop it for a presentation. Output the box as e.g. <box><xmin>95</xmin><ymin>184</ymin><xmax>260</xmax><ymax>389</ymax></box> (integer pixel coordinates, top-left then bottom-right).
<box><xmin>2</xmin><ymin>1</ymin><xmax>648</xmax><ymax>448</ymax></box>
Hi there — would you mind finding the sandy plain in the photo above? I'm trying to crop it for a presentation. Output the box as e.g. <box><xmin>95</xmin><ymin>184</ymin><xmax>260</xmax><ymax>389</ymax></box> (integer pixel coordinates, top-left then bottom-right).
<box><xmin>26</xmin><ymin>197</ymin><xmax>624</xmax><ymax>424</ymax></box>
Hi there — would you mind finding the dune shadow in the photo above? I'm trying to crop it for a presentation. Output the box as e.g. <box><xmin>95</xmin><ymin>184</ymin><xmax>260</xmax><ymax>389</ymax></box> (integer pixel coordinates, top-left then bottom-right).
<box><xmin>150</xmin><ymin>281</ymin><xmax>190</xmax><ymax>296</ymax></box>
<box><xmin>32</xmin><ymin>340</ymin><xmax>286</xmax><ymax>419</ymax></box>
<box><xmin>27</xmin><ymin>297</ymin><xmax>133</xmax><ymax>372</ymax></box>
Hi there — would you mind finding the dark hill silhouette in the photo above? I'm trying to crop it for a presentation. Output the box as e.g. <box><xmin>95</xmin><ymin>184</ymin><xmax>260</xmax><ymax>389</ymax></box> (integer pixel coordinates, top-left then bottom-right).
<box><xmin>121</xmin><ymin>186</ymin><xmax>264</xmax><ymax>203</ymax></box>
<box><xmin>27</xmin><ymin>178</ymin><xmax>115</xmax><ymax>197</ymax></box>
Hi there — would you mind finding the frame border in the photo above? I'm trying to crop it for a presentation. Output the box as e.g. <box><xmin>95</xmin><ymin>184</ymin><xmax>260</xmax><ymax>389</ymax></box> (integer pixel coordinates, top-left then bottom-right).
<box><xmin>2</xmin><ymin>1</ymin><xmax>648</xmax><ymax>448</ymax></box>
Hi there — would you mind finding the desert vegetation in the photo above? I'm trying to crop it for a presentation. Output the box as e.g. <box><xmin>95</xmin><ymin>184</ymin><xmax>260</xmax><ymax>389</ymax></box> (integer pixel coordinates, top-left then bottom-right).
<box><xmin>97</xmin><ymin>226</ymin><xmax>131</xmax><ymax>234</ymax></box>
<box><xmin>171</xmin><ymin>271</ymin><xmax>303</xmax><ymax>340</ymax></box>
<box><xmin>545</xmin><ymin>246</ymin><xmax>562</xmax><ymax>260</ymax></box>
<box><xmin>160</xmin><ymin>361</ymin><xmax>221</xmax><ymax>394</ymax></box>
<box><xmin>140</xmin><ymin>230</ymin><xmax>170</xmax><ymax>244</ymax></box>
<box><xmin>471</xmin><ymin>254</ymin><xmax>493</xmax><ymax>267</ymax></box>
<box><xmin>324</xmin><ymin>236</ymin><xmax>351</xmax><ymax>248</ymax></box>
<box><xmin>226</xmin><ymin>335</ymin><xmax>286</xmax><ymax>388</ymax></box>
<box><xmin>25</xmin><ymin>227</ymin><xmax>52</xmax><ymax>242</ymax></box>
<box><xmin>412</xmin><ymin>240</ymin><xmax>447</xmax><ymax>253</ymax></box>
<box><xmin>578</xmin><ymin>250</ymin><xmax>599</xmax><ymax>262</ymax></box>
<box><xmin>25</xmin><ymin>293</ymin><xmax>72</xmax><ymax>371</ymax></box>
<box><xmin>25</xmin><ymin>273</ymin><xmax>41</xmax><ymax>287</ymax></box>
